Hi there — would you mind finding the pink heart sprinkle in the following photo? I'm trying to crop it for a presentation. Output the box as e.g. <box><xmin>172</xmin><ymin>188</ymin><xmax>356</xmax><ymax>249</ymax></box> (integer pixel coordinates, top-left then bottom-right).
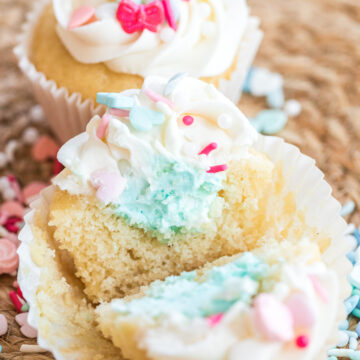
<box><xmin>207</xmin><ymin>313</ymin><xmax>223</xmax><ymax>327</ymax></box>
<box><xmin>285</xmin><ymin>293</ymin><xmax>316</xmax><ymax>328</ymax></box>
<box><xmin>32</xmin><ymin>136</ymin><xmax>59</xmax><ymax>162</ymax></box>
<box><xmin>0</xmin><ymin>238</ymin><xmax>19</xmax><ymax>274</ymax></box>
<box><xmin>253</xmin><ymin>293</ymin><xmax>294</xmax><ymax>342</ymax></box>
<box><xmin>68</xmin><ymin>5</ymin><xmax>97</xmax><ymax>29</ymax></box>
<box><xmin>90</xmin><ymin>169</ymin><xmax>127</xmax><ymax>204</ymax></box>
<box><xmin>0</xmin><ymin>314</ymin><xmax>8</xmax><ymax>336</ymax></box>
<box><xmin>0</xmin><ymin>201</ymin><xmax>25</xmax><ymax>218</ymax></box>
<box><xmin>16</xmin><ymin>313</ymin><xmax>38</xmax><ymax>338</ymax></box>
<box><xmin>23</xmin><ymin>182</ymin><xmax>48</xmax><ymax>204</ymax></box>
<box><xmin>15</xmin><ymin>312</ymin><xmax>28</xmax><ymax>326</ymax></box>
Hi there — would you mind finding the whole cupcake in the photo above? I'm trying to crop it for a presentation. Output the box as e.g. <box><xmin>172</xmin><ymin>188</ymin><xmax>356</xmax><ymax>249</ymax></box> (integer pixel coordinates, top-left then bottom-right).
<box><xmin>14</xmin><ymin>0</ymin><xmax>262</xmax><ymax>142</ymax></box>
<box><xmin>18</xmin><ymin>75</ymin><xmax>350</xmax><ymax>359</ymax></box>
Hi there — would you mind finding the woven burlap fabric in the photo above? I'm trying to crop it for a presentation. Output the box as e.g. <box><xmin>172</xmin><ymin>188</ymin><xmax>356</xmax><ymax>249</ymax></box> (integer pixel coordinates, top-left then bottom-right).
<box><xmin>0</xmin><ymin>0</ymin><xmax>359</xmax><ymax>358</ymax></box>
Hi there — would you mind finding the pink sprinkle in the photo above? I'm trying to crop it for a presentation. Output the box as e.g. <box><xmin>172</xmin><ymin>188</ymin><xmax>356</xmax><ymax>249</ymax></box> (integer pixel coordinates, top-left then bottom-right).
<box><xmin>144</xmin><ymin>88</ymin><xmax>174</xmax><ymax>109</ymax></box>
<box><xmin>296</xmin><ymin>335</ymin><xmax>309</xmax><ymax>348</ymax></box>
<box><xmin>0</xmin><ymin>314</ymin><xmax>8</xmax><ymax>336</ymax></box>
<box><xmin>23</xmin><ymin>182</ymin><xmax>48</xmax><ymax>204</ymax></box>
<box><xmin>109</xmin><ymin>108</ymin><xmax>130</xmax><ymax>117</ymax></box>
<box><xmin>68</xmin><ymin>5</ymin><xmax>97</xmax><ymax>29</ymax></box>
<box><xmin>97</xmin><ymin>114</ymin><xmax>111</xmax><ymax>139</ymax></box>
<box><xmin>207</xmin><ymin>164</ymin><xmax>228</xmax><ymax>174</ymax></box>
<box><xmin>308</xmin><ymin>274</ymin><xmax>329</xmax><ymax>303</ymax></box>
<box><xmin>13</xmin><ymin>280</ymin><xmax>19</xmax><ymax>288</ymax></box>
<box><xmin>9</xmin><ymin>291</ymin><xmax>23</xmax><ymax>313</ymax></box>
<box><xmin>207</xmin><ymin>313</ymin><xmax>223</xmax><ymax>327</ymax></box>
<box><xmin>32</xmin><ymin>136</ymin><xmax>59</xmax><ymax>162</ymax></box>
<box><xmin>162</xmin><ymin>0</ymin><xmax>177</xmax><ymax>30</ymax></box>
<box><xmin>199</xmin><ymin>143</ymin><xmax>218</xmax><ymax>156</ymax></box>
<box><xmin>0</xmin><ymin>201</ymin><xmax>24</xmax><ymax>218</ymax></box>
<box><xmin>182</xmin><ymin>115</ymin><xmax>194</xmax><ymax>126</ymax></box>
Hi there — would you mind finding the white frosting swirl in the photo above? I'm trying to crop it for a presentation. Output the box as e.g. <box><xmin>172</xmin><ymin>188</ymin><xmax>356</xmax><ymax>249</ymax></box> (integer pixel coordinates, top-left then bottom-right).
<box><xmin>53</xmin><ymin>0</ymin><xmax>249</xmax><ymax>77</ymax></box>
<box><xmin>54</xmin><ymin>75</ymin><xmax>258</xmax><ymax>197</ymax></box>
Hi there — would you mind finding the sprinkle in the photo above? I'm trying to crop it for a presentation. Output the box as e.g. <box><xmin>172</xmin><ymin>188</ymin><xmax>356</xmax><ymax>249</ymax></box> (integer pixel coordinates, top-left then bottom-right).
<box><xmin>162</xmin><ymin>0</ymin><xmax>177</xmax><ymax>30</ymax></box>
<box><xmin>339</xmin><ymin>319</ymin><xmax>349</xmax><ymax>330</ymax></box>
<box><xmin>337</xmin><ymin>330</ymin><xmax>350</xmax><ymax>347</ymax></box>
<box><xmin>15</xmin><ymin>312</ymin><xmax>38</xmax><ymax>338</ymax></box>
<box><xmin>207</xmin><ymin>164</ymin><xmax>228</xmax><ymax>174</ymax></box>
<box><xmin>17</xmin><ymin>287</ymin><xmax>24</xmax><ymax>300</ymax></box>
<box><xmin>68</xmin><ymin>5</ymin><xmax>97</xmax><ymax>29</ymax></box>
<box><xmin>96</xmin><ymin>93</ymin><xmax>134</xmax><ymax>109</ymax></box>
<box><xmin>252</xmin><ymin>293</ymin><xmax>294</xmax><ymax>342</ymax></box>
<box><xmin>295</xmin><ymin>335</ymin><xmax>309</xmax><ymax>348</ymax></box>
<box><xmin>0</xmin><ymin>201</ymin><xmax>25</xmax><ymax>218</ymax></box>
<box><xmin>182</xmin><ymin>115</ymin><xmax>194</xmax><ymax>126</ymax></box>
<box><xmin>356</xmin><ymin>322</ymin><xmax>360</xmax><ymax>337</ymax></box>
<box><xmin>345</xmin><ymin>331</ymin><xmax>359</xmax><ymax>339</ymax></box>
<box><xmin>32</xmin><ymin>136</ymin><xmax>59</xmax><ymax>162</ymax></box>
<box><xmin>217</xmin><ymin>114</ymin><xmax>232</xmax><ymax>129</ymax></box>
<box><xmin>251</xmin><ymin>109</ymin><xmax>288</xmax><ymax>135</ymax></box>
<box><xmin>345</xmin><ymin>295</ymin><xmax>360</xmax><ymax>315</ymax></box>
<box><xmin>21</xmin><ymin>303</ymin><xmax>29</xmax><ymax>312</ymax></box>
<box><xmin>109</xmin><ymin>108</ymin><xmax>131</xmax><ymax>117</ymax></box>
<box><xmin>0</xmin><ymin>239</ymin><xmax>19</xmax><ymax>275</ymax></box>
<box><xmin>328</xmin><ymin>348</ymin><xmax>357</xmax><ymax>357</ymax></box>
<box><xmin>144</xmin><ymin>88</ymin><xmax>174</xmax><ymax>109</ymax></box>
<box><xmin>97</xmin><ymin>114</ymin><xmax>111</xmax><ymax>139</ymax></box>
<box><xmin>350</xmin><ymin>337</ymin><xmax>358</xmax><ymax>350</ymax></box>
<box><xmin>53</xmin><ymin>158</ymin><xmax>64</xmax><ymax>176</ymax></box>
<box><xmin>284</xmin><ymin>99</ymin><xmax>302</xmax><ymax>117</ymax></box>
<box><xmin>163</xmin><ymin>72</ymin><xmax>187</xmax><ymax>96</ymax></box>
<box><xmin>29</xmin><ymin>105</ymin><xmax>44</xmax><ymax>123</ymax></box>
<box><xmin>308</xmin><ymin>274</ymin><xmax>329</xmax><ymax>303</ymax></box>
<box><xmin>0</xmin><ymin>314</ymin><xmax>8</xmax><ymax>336</ymax></box>
<box><xmin>20</xmin><ymin>345</ymin><xmax>47</xmax><ymax>353</ymax></box>
<box><xmin>266</xmin><ymin>88</ymin><xmax>285</xmax><ymax>109</ymax></box>
<box><xmin>130</xmin><ymin>106</ymin><xmax>165</xmax><ymax>132</ymax></box>
<box><xmin>22</xmin><ymin>127</ymin><xmax>39</xmax><ymax>145</ymax></box>
<box><xmin>5</xmin><ymin>140</ymin><xmax>18</xmax><ymax>162</ymax></box>
<box><xmin>354</xmin><ymin>229</ymin><xmax>360</xmax><ymax>246</ymax></box>
<box><xmin>23</xmin><ymin>182</ymin><xmax>48</xmax><ymax>204</ymax></box>
<box><xmin>199</xmin><ymin>143</ymin><xmax>217</xmax><ymax>156</ymax></box>
<box><xmin>13</xmin><ymin>280</ymin><xmax>18</xmax><ymax>288</ymax></box>
<box><xmin>9</xmin><ymin>291</ymin><xmax>23</xmax><ymax>312</ymax></box>
<box><xmin>207</xmin><ymin>313</ymin><xmax>223</xmax><ymax>327</ymax></box>
<box><xmin>341</xmin><ymin>201</ymin><xmax>356</xmax><ymax>217</ymax></box>
<box><xmin>248</xmin><ymin>67</ymin><xmax>284</xmax><ymax>97</ymax></box>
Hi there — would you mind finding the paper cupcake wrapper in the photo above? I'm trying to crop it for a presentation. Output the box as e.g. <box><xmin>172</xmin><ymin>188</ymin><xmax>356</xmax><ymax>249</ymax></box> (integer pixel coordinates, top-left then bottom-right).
<box><xmin>14</xmin><ymin>0</ymin><xmax>262</xmax><ymax>143</ymax></box>
<box><xmin>17</xmin><ymin>134</ymin><xmax>351</xmax><ymax>359</ymax></box>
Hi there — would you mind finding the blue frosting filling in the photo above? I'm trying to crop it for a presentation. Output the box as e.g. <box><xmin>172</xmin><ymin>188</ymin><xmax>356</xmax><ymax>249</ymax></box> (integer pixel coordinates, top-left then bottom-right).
<box><xmin>114</xmin><ymin>156</ymin><xmax>223</xmax><ymax>241</ymax></box>
<box><xmin>111</xmin><ymin>253</ymin><xmax>268</xmax><ymax>318</ymax></box>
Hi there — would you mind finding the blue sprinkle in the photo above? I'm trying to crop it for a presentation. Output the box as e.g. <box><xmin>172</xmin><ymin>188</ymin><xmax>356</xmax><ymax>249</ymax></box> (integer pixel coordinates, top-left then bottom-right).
<box><xmin>345</xmin><ymin>295</ymin><xmax>360</xmax><ymax>315</ymax></box>
<box><xmin>341</xmin><ymin>201</ymin><xmax>356</xmax><ymax>217</ymax></box>
<box><xmin>254</xmin><ymin>109</ymin><xmax>288</xmax><ymax>135</ymax></box>
<box><xmin>339</xmin><ymin>319</ymin><xmax>349</xmax><ymax>330</ymax></box>
<box><xmin>266</xmin><ymin>87</ymin><xmax>285</xmax><ymax>109</ymax></box>
<box><xmin>356</xmin><ymin>322</ymin><xmax>360</xmax><ymax>337</ymax></box>
<box><xmin>0</xmin><ymin>345</ymin><xmax>2</xmax><ymax>353</ymax></box>
<box><xmin>242</xmin><ymin>67</ymin><xmax>255</xmax><ymax>93</ymax></box>
<box><xmin>348</xmin><ymin>251</ymin><xmax>356</xmax><ymax>265</ymax></box>
<box><xmin>129</xmin><ymin>106</ymin><xmax>165</xmax><ymax>132</ymax></box>
<box><xmin>345</xmin><ymin>330</ymin><xmax>359</xmax><ymax>338</ymax></box>
<box><xmin>354</xmin><ymin>229</ymin><xmax>360</xmax><ymax>245</ymax></box>
<box><xmin>96</xmin><ymin>93</ymin><xmax>135</xmax><ymax>109</ymax></box>
<box><xmin>249</xmin><ymin>117</ymin><xmax>264</xmax><ymax>132</ymax></box>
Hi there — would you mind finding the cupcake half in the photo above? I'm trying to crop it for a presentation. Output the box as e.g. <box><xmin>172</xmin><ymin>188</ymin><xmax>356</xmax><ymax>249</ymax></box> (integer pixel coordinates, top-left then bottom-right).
<box><xmin>18</xmin><ymin>76</ymin><xmax>351</xmax><ymax>360</ymax></box>
<box><xmin>14</xmin><ymin>0</ymin><xmax>262</xmax><ymax>142</ymax></box>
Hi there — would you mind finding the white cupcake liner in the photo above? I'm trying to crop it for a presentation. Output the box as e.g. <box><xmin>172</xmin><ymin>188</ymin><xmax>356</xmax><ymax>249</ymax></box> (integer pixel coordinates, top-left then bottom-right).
<box><xmin>17</xmin><ymin>135</ymin><xmax>351</xmax><ymax>360</ymax></box>
<box><xmin>14</xmin><ymin>0</ymin><xmax>261</xmax><ymax>143</ymax></box>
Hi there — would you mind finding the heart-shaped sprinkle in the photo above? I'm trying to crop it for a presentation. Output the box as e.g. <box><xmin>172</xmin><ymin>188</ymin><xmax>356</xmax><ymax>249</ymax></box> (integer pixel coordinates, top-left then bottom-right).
<box><xmin>0</xmin><ymin>238</ymin><xmax>19</xmax><ymax>275</ymax></box>
<box><xmin>90</xmin><ymin>169</ymin><xmax>127</xmax><ymax>204</ymax></box>
<box><xmin>68</xmin><ymin>5</ymin><xmax>97</xmax><ymax>29</ymax></box>
<box><xmin>0</xmin><ymin>201</ymin><xmax>25</xmax><ymax>218</ymax></box>
<box><xmin>285</xmin><ymin>293</ymin><xmax>316</xmax><ymax>328</ymax></box>
<box><xmin>32</xmin><ymin>136</ymin><xmax>59</xmax><ymax>162</ymax></box>
<box><xmin>96</xmin><ymin>93</ymin><xmax>134</xmax><ymax>109</ymax></box>
<box><xmin>253</xmin><ymin>293</ymin><xmax>294</xmax><ymax>342</ymax></box>
<box><xmin>129</xmin><ymin>106</ymin><xmax>165</xmax><ymax>132</ymax></box>
<box><xmin>16</xmin><ymin>313</ymin><xmax>37</xmax><ymax>338</ymax></box>
<box><xmin>0</xmin><ymin>314</ymin><xmax>8</xmax><ymax>336</ymax></box>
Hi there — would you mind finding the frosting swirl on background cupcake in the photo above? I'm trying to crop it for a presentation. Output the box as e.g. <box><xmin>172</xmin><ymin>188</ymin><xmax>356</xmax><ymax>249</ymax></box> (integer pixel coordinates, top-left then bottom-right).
<box><xmin>52</xmin><ymin>0</ymin><xmax>249</xmax><ymax>77</ymax></box>
<box><xmin>54</xmin><ymin>75</ymin><xmax>257</xmax><ymax>238</ymax></box>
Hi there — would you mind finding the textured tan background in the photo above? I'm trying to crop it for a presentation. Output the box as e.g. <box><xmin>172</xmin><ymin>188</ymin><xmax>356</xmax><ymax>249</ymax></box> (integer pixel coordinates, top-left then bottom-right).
<box><xmin>0</xmin><ymin>0</ymin><xmax>359</xmax><ymax>358</ymax></box>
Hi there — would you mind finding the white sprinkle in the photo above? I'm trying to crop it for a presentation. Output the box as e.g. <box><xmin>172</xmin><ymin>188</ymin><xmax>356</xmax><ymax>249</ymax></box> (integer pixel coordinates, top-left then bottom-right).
<box><xmin>29</xmin><ymin>105</ymin><xmax>44</xmax><ymax>123</ymax></box>
<box><xmin>349</xmin><ymin>336</ymin><xmax>358</xmax><ymax>350</ymax></box>
<box><xmin>336</xmin><ymin>331</ymin><xmax>350</xmax><ymax>347</ymax></box>
<box><xmin>5</xmin><ymin>140</ymin><xmax>18</xmax><ymax>161</ymax></box>
<box><xmin>2</xmin><ymin>187</ymin><xmax>16</xmax><ymax>201</ymax></box>
<box><xmin>20</xmin><ymin>344</ymin><xmax>47</xmax><ymax>353</ymax></box>
<box><xmin>217</xmin><ymin>114</ymin><xmax>232</xmax><ymax>129</ymax></box>
<box><xmin>250</xmin><ymin>68</ymin><xmax>283</xmax><ymax>96</ymax></box>
<box><xmin>328</xmin><ymin>348</ymin><xmax>355</xmax><ymax>357</ymax></box>
<box><xmin>0</xmin><ymin>177</ymin><xmax>9</xmax><ymax>191</ymax></box>
<box><xmin>160</xmin><ymin>27</ymin><xmax>176</xmax><ymax>43</ymax></box>
<box><xmin>22</xmin><ymin>127</ymin><xmax>39</xmax><ymax>145</ymax></box>
<box><xmin>341</xmin><ymin>201</ymin><xmax>356</xmax><ymax>216</ymax></box>
<box><xmin>0</xmin><ymin>152</ymin><xmax>7</xmax><ymax>168</ymax></box>
<box><xmin>284</xmin><ymin>99</ymin><xmax>302</xmax><ymax>117</ymax></box>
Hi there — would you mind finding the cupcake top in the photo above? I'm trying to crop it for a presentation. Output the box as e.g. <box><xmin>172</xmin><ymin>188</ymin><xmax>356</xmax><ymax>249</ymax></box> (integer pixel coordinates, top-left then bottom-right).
<box><xmin>52</xmin><ymin>0</ymin><xmax>249</xmax><ymax>77</ymax></box>
<box><xmin>54</xmin><ymin>75</ymin><xmax>257</xmax><ymax>238</ymax></box>
<box><xmin>99</xmin><ymin>243</ymin><xmax>338</xmax><ymax>360</ymax></box>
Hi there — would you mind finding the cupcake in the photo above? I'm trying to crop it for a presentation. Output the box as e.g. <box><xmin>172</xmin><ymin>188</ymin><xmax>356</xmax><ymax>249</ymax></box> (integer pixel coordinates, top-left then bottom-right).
<box><xmin>18</xmin><ymin>76</ymin><xmax>350</xmax><ymax>359</ymax></box>
<box><xmin>14</xmin><ymin>0</ymin><xmax>263</xmax><ymax>142</ymax></box>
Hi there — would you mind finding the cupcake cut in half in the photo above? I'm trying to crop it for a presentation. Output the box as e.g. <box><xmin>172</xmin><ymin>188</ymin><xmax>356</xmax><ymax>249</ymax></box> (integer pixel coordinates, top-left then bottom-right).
<box><xmin>17</xmin><ymin>75</ymin><xmax>351</xmax><ymax>360</ymax></box>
